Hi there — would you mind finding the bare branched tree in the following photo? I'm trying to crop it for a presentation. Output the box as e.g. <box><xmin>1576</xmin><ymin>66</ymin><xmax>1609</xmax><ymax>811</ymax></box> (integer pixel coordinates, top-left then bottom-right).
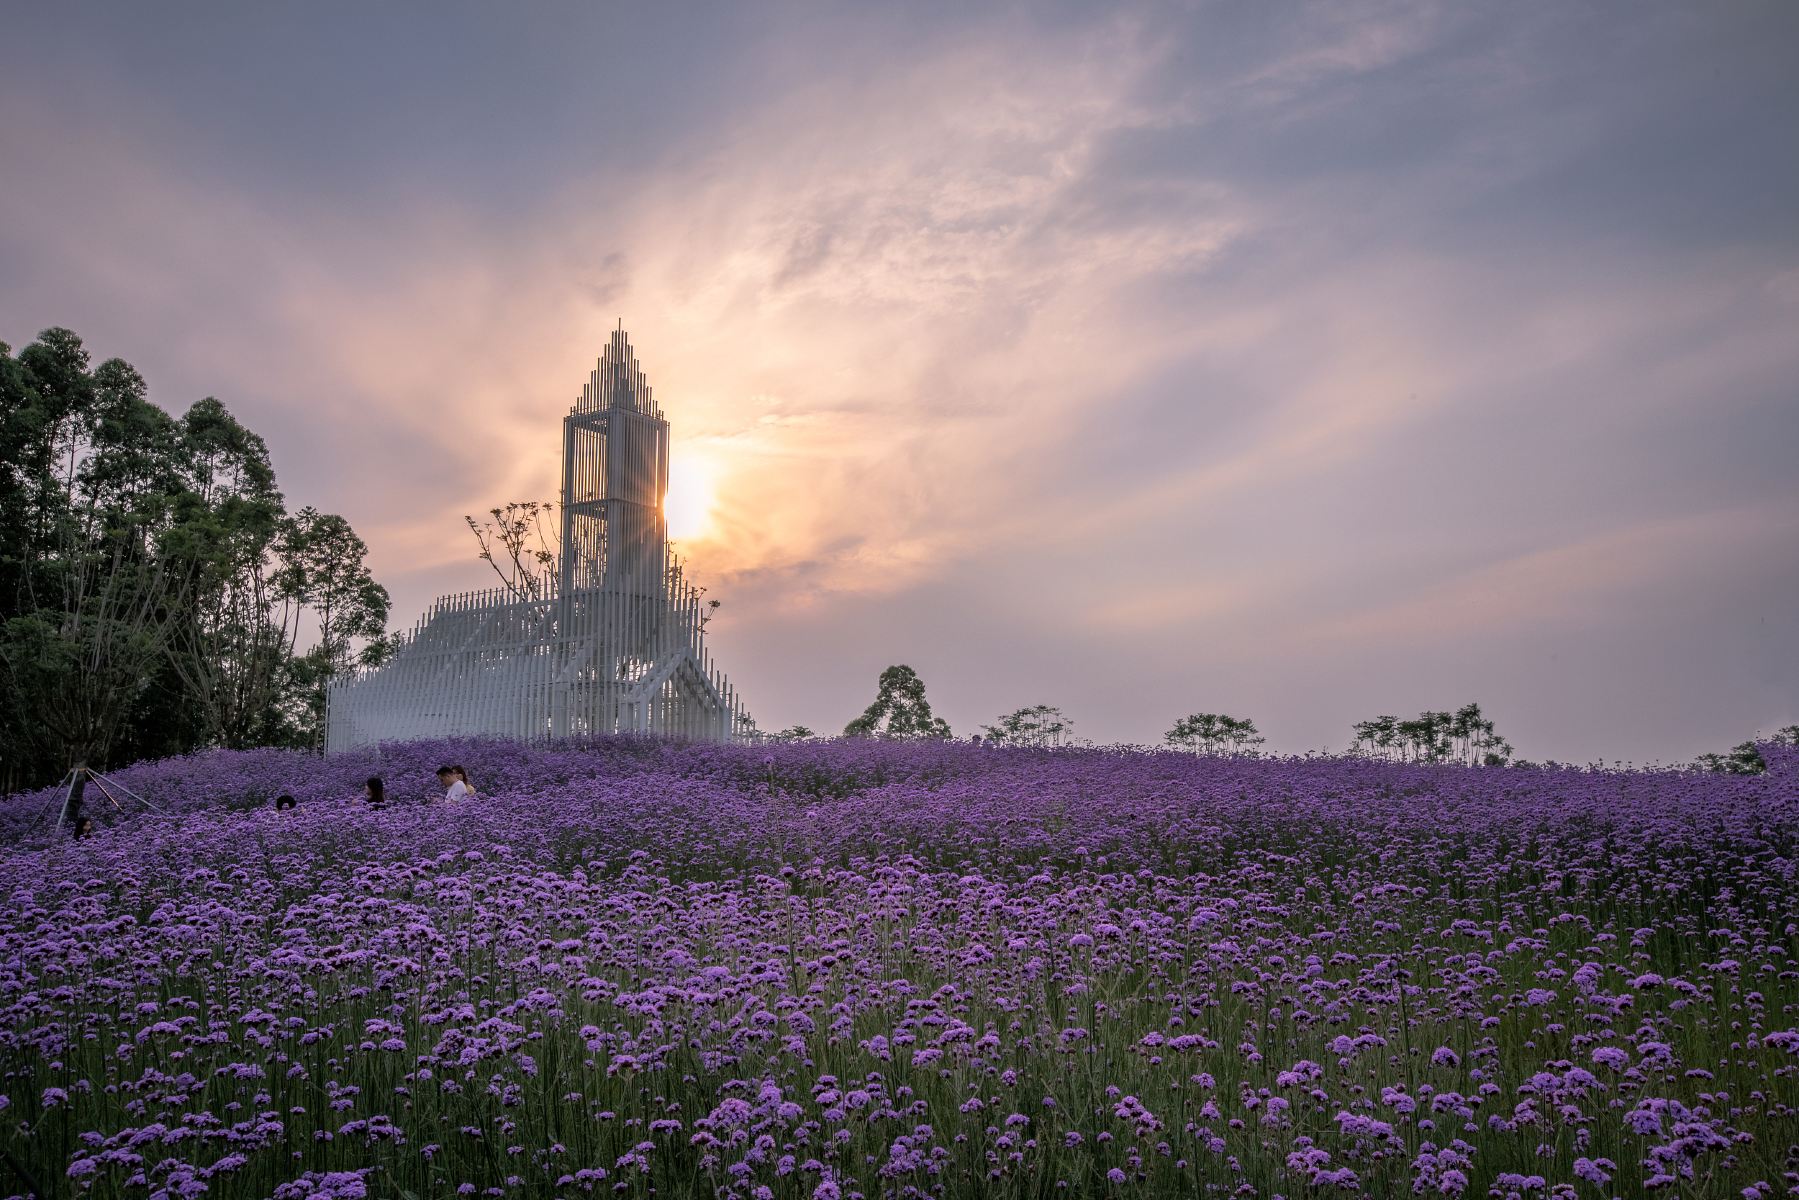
<box><xmin>465</xmin><ymin>501</ymin><xmax>561</xmax><ymax>602</ymax></box>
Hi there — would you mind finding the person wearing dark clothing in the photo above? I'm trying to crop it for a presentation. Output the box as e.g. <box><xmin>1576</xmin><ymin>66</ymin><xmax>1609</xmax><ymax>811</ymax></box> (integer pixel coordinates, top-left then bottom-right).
<box><xmin>365</xmin><ymin>777</ymin><xmax>386</xmax><ymax>808</ymax></box>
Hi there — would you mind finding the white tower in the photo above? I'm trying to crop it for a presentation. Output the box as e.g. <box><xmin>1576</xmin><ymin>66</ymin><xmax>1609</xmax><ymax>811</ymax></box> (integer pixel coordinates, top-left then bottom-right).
<box><xmin>325</xmin><ymin>328</ymin><xmax>750</xmax><ymax>750</ymax></box>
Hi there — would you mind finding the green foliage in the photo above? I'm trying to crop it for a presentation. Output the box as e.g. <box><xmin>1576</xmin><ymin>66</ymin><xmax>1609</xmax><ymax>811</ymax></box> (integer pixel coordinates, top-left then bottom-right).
<box><xmin>0</xmin><ymin>328</ymin><xmax>391</xmax><ymax>790</ymax></box>
<box><xmin>1696</xmin><ymin>742</ymin><xmax>1766</xmax><ymax>775</ymax></box>
<box><xmin>0</xmin><ymin>333</ymin><xmax>199</xmax><ymax>789</ymax></box>
<box><xmin>843</xmin><ymin>665</ymin><xmax>952</xmax><ymax>739</ymax></box>
<box><xmin>161</xmin><ymin>396</ymin><xmax>297</xmax><ymax>750</ymax></box>
<box><xmin>1352</xmin><ymin>702</ymin><xmax>1513</xmax><ymax>766</ymax></box>
<box><xmin>1165</xmin><ymin>712</ymin><xmax>1264</xmax><ymax>755</ymax></box>
<box><xmin>280</xmin><ymin>507</ymin><xmax>390</xmax><ymax>748</ymax></box>
<box><xmin>981</xmin><ymin>703</ymin><xmax>1075</xmax><ymax>748</ymax></box>
<box><xmin>1695</xmin><ymin>725</ymin><xmax>1799</xmax><ymax>775</ymax></box>
<box><xmin>771</xmin><ymin>725</ymin><xmax>816</xmax><ymax>741</ymax></box>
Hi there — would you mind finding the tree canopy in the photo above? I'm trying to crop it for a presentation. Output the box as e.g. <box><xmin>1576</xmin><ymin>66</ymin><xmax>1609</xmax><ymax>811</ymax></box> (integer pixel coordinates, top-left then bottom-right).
<box><xmin>1695</xmin><ymin>724</ymin><xmax>1799</xmax><ymax>775</ymax></box>
<box><xmin>0</xmin><ymin>328</ymin><xmax>390</xmax><ymax>792</ymax></box>
<box><xmin>1351</xmin><ymin>703</ymin><xmax>1513</xmax><ymax>766</ymax></box>
<box><xmin>844</xmin><ymin>665</ymin><xmax>952</xmax><ymax>739</ymax></box>
<box><xmin>1165</xmin><ymin>712</ymin><xmax>1264</xmax><ymax>755</ymax></box>
<box><xmin>981</xmin><ymin>704</ymin><xmax>1075</xmax><ymax>748</ymax></box>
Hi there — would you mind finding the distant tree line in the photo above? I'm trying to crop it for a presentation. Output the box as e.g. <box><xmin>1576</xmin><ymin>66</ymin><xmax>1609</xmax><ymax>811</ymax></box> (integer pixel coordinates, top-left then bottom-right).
<box><xmin>829</xmin><ymin>669</ymin><xmax>1549</xmax><ymax>769</ymax></box>
<box><xmin>0</xmin><ymin>328</ymin><xmax>391</xmax><ymax>794</ymax></box>
<box><xmin>830</xmin><ymin>669</ymin><xmax>1518</xmax><ymax>765</ymax></box>
<box><xmin>822</xmin><ymin>672</ymin><xmax>1792</xmax><ymax>776</ymax></box>
<box><xmin>1350</xmin><ymin>703</ymin><xmax>1513</xmax><ymax>766</ymax></box>
<box><xmin>1694</xmin><ymin>725</ymin><xmax>1799</xmax><ymax>775</ymax></box>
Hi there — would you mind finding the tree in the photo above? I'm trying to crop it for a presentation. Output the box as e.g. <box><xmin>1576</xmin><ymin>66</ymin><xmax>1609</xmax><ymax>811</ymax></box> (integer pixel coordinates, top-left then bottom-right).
<box><xmin>0</xmin><ymin>329</ymin><xmax>393</xmax><ymax>791</ymax></box>
<box><xmin>1166</xmin><ymin>712</ymin><xmax>1264</xmax><ymax>755</ymax></box>
<box><xmin>1350</xmin><ymin>714</ymin><xmax>1400</xmax><ymax>760</ymax></box>
<box><xmin>772</xmin><ymin>725</ymin><xmax>816</xmax><ymax>741</ymax></box>
<box><xmin>0</xmin><ymin>336</ymin><xmax>205</xmax><ymax>805</ymax></box>
<box><xmin>843</xmin><ymin>665</ymin><xmax>952</xmax><ymax>739</ymax></box>
<box><xmin>1696</xmin><ymin>724</ymin><xmax>1799</xmax><ymax>775</ymax></box>
<box><xmin>1446</xmin><ymin>702</ymin><xmax>1512</xmax><ymax>766</ymax></box>
<box><xmin>162</xmin><ymin>397</ymin><xmax>304</xmax><ymax>748</ymax></box>
<box><xmin>1352</xmin><ymin>702</ymin><xmax>1512</xmax><ymax>765</ymax></box>
<box><xmin>1398</xmin><ymin>712</ymin><xmax>1453</xmax><ymax>763</ymax></box>
<box><xmin>280</xmin><ymin>507</ymin><xmax>391</xmax><ymax>748</ymax></box>
<box><xmin>1696</xmin><ymin>741</ymin><xmax>1765</xmax><ymax>775</ymax></box>
<box><xmin>982</xmin><ymin>704</ymin><xmax>1075</xmax><ymax>748</ymax></box>
<box><xmin>466</xmin><ymin>500</ymin><xmax>560</xmax><ymax>602</ymax></box>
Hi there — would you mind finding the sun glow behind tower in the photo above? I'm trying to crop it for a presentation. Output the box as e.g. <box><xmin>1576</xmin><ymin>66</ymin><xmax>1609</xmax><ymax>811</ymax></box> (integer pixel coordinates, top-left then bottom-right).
<box><xmin>663</xmin><ymin>452</ymin><xmax>718</xmax><ymax>542</ymax></box>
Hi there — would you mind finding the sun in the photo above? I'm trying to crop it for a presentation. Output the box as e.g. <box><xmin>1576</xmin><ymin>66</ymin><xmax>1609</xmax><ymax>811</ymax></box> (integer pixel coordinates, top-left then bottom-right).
<box><xmin>664</xmin><ymin>451</ymin><xmax>718</xmax><ymax>542</ymax></box>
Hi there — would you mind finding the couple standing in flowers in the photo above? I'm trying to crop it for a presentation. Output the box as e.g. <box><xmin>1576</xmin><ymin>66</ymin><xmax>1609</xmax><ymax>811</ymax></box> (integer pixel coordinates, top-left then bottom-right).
<box><xmin>436</xmin><ymin>764</ymin><xmax>477</xmax><ymax>801</ymax></box>
<box><xmin>361</xmin><ymin>765</ymin><xmax>477</xmax><ymax>808</ymax></box>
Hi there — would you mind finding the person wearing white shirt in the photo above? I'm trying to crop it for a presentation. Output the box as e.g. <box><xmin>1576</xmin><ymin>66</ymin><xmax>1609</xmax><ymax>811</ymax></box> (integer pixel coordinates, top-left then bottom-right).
<box><xmin>436</xmin><ymin>766</ymin><xmax>468</xmax><ymax>802</ymax></box>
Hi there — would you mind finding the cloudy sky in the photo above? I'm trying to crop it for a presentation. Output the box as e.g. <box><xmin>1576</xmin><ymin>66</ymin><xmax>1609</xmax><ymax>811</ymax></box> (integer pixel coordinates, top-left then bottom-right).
<box><xmin>4</xmin><ymin>2</ymin><xmax>1795</xmax><ymax>762</ymax></box>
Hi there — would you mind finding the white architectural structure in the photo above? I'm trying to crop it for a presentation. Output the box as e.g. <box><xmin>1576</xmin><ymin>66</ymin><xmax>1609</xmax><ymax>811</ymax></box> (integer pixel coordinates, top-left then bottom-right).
<box><xmin>325</xmin><ymin>328</ymin><xmax>751</xmax><ymax>750</ymax></box>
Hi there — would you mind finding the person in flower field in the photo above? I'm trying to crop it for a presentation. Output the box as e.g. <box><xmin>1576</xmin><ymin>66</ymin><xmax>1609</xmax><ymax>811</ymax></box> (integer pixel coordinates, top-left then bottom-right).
<box><xmin>437</xmin><ymin>766</ymin><xmax>469</xmax><ymax>802</ymax></box>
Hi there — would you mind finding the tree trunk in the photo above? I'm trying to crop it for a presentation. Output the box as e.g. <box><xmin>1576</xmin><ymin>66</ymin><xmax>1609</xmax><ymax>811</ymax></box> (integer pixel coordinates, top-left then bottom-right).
<box><xmin>60</xmin><ymin>759</ymin><xmax>88</xmax><ymax>833</ymax></box>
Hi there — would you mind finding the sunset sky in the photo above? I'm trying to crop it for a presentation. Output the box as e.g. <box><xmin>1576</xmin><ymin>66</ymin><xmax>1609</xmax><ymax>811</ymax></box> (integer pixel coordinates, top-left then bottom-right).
<box><xmin>4</xmin><ymin>3</ymin><xmax>1795</xmax><ymax>762</ymax></box>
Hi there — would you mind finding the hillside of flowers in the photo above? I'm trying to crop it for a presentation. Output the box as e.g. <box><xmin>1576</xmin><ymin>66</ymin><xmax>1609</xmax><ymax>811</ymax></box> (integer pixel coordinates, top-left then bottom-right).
<box><xmin>1</xmin><ymin>738</ymin><xmax>1796</xmax><ymax>1200</ymax></box>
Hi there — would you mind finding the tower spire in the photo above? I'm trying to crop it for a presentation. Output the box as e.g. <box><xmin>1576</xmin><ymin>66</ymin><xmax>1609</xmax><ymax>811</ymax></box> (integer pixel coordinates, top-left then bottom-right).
<box><xmin>574</xmin><ymin>320</ymin><xmax>660</xmax><ymax>418</ymax></box>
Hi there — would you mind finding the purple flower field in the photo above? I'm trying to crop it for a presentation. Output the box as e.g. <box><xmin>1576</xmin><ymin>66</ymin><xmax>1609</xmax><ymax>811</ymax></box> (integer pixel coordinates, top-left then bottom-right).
<box><xmin>1</xmin><ymin>739</ymin><xmax>1796</xmax><ymax>1200</ymax></box>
